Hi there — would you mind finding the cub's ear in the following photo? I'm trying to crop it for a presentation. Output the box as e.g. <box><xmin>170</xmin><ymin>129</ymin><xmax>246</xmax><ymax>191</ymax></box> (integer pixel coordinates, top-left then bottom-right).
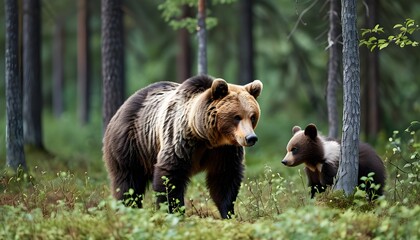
<box><xmin>245</xmin><ymin>80</ymin><xmax>263</xmax><ymax>99</ymax></box>
<box><xmin>292</xmin><ymin>126</ymin><xmax>301</xmax><ymax>135</ymax></box>
<box><xmin>304</xmin><ymin>124</ymin><xmax>318</xmax><ymax>140</ymax></box>
<box><xmin>211</xmin><ymin>78</ymin><xmax>229</xmax><ymax>100</ymax></box>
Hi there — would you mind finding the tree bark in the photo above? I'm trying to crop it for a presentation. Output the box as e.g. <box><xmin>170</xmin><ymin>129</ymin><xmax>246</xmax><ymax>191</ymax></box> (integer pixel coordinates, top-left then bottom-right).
<box><xmin>52</xmin><ymin>17</ymin><xmax>65</xmax><ymax>118</ymax></box>
<box><xmin>197</xmin><ymin>0</ymin><xmax>207</xmax><ymax>75</ymax></box>
<box><xmin>22</xmin><ymin>0</ymin><xmax>44</xmax><ymax>150</ymax></box>
<box><xmin>5</xmin><ymin>0</ymin><xmax>27</xmax><ymax>171</ymax></box>
<box><xmin>102</xmin><ymin>0</ymin><xmax>125</xmax><ymax>132</ymax></box>
<box><xmin>238</xmin><ymin>0</ymin><xmax>254</xmax><ymax>85</ymax></box>
<box><xmin>335</xmin><ymin>0</ymin><xmax>360</xmax><ymax>195</ymax></box>
<box><xmin>78</xmin><ymin>0</ymin><xmax>91</xmax><ymax>125</ymax></box>
<box><xmin>327</xmin><ymin>0</ymin><xmax>341</xmax><ymax>139</ymax></box>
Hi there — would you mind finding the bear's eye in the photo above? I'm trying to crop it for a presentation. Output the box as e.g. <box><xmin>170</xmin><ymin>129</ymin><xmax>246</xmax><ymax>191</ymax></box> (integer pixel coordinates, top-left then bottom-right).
<box><xmin>291</xmin><ymin>147</ymin><xmax>298</xmax><ymax>154</ymax></box>
<box><xmin>234</xmin><ymin>115</ymin><xmax>242</xmax><ymax>122</ymax></box>
<box><xmin>250</xmin><ymin>115</ymin><xmax>256</xmax><ymax>124</ymax></box>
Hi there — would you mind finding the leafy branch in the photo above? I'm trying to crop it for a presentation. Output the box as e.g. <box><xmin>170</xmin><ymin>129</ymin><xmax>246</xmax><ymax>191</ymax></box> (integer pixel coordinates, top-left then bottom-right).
<box><xmin>360</xmin><ymin>18</ymin><xmax>419</xmax><ymax>51</ymax></box>
<box><xmin>158</xmin><ymin>0</ymin><xmax>236</xmax><ymax>33</ymax></box>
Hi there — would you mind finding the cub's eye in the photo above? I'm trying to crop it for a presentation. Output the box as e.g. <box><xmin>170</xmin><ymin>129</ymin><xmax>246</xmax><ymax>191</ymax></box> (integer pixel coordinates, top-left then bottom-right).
<box><xmin>234</xmin><ymin>115</ymin><xmax>242</xmax><ymax>122</ymax></box>
<box><xmin>291</xmin><ymin>147</ymin><xmax>298</xmax><ymax>154</ymax></box>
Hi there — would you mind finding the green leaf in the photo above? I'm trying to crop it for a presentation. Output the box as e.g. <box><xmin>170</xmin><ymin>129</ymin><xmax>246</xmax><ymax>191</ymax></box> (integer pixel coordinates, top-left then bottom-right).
<box><xmin>370</xmin><ymin>44</ymin><xmax>377</xmax><ymax>51</ymax></box>
<box><xmin>379</xmin><ymin>42</ymin><xmax>389</xmax><ymax>50</ymax></box>
<box><xmin>393</xmin><ymin>24</ymin><xmax>403</xmax><ymax>29</ymax></box>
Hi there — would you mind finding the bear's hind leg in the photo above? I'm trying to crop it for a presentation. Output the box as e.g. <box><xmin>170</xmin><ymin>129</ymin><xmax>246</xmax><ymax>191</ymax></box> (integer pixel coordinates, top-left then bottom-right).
<box><xmin>112</xmin><ymin>164</ymin><xmax>149</xmax><ymax>208</ymax></box>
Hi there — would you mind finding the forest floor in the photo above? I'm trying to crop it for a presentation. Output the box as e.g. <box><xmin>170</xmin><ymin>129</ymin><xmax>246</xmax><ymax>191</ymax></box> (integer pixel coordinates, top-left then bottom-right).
<box><xmin>1</xmin><ymin>117</ymin><xmax>419</xmax><ymax>239</ymax></box>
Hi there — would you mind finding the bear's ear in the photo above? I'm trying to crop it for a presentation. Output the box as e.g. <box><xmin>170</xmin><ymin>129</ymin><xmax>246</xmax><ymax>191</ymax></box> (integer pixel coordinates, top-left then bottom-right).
<box><xmin>245</xmin><ymin>80</ymin><xmax>263</xmax><ymax>99</ymax></box>
<box><xmin>304</xmin><ymin>124</ymin><xmax>318</xmax><ymax>140</ymax></box>
<box><xmin>211</xmin><ymin>78</ymin><xmax>229</xmax><ymax>100</ymax></box>
<box><xmin>292</xmin><ymin>126</ymin><xmax>301</xmax><ymax>135</ymax></box>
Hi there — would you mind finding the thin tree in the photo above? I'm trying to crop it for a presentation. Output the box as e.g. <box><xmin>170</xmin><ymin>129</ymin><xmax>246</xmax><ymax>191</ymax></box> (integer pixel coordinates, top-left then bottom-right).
<box><xmin>363</xmin><ymin>0</ymin><xmax>380</xmax><ymax>142</ymax></box>
<box><xmin>176</xmin><ymin>5</ymin><xmax>192</xmax><ymax>82</ymax></box>
<box><xmin>238</xmin><ymin>0</ymin><xmax>254</xmax><ymax>85</ymax></box>
<box><xmin>326</xmin><ymin>0</ymin><xmax>341</xmax><ymax>139</ymax></box>
<box><xmin>22</xmin><ymin>0</ymin><xmax>44</xmax><ymax>150</ymax></box>
<box><xmin>334</xmin><ymin>0</ymin><xmax>360</xmax><ymax>195</ymax></box>
<box><xmin>52</xmin><ymin>17</ymin><xmax>65</xmax><ymax>118</ymax></box>
<box><xmin>5</xmin><ymin>0</ymin><xmax>27</xmax><ymax>171</ymax></box>
<box><xmin>197</xmin><ymin>0</ymin><xmax>207</xmax><ymax>75</ymax></box>
<box><xmin>78</xmin><ymin>0</ymin><xmax>91</xmax><ymax>125</ymax></box>
<box><xmin>102</xmin><ymin>0</ymin><xmax>125</xmax><ymax>132</ymax></box>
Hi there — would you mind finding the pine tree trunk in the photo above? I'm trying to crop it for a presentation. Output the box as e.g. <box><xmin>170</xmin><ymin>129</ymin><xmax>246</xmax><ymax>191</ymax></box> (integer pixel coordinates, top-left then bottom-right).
<box><xmin>197</xmin><ymin>0</ymin><xmax>207</xmax><ymax>75</ymax></box>
<box><xmin>78</xmin><ymin>0</ymin><xmax>91</xmax><ymax>125</ymax></box>
<box><xmin>23</xmin><ymin>0</ymin><xmax>44</xmax><ymax>149</ymax></box>
<box><xmin>335</xmin><ymin>0</ymin><xmax>360</xmax><ymax>195</ymax></box>
<box><xmin>176</xmin><ymin>5</ymin><xmax>192</xmax><ymax>82</ymax></box>
<box><xmin>327</xmin><ymin>0</ymin><xmax>341</xmax><ymax>139</ymax></box>
<box><xmin>364</xmin><ymin>0</ymin><xmax>380</xmax><ymax>142</ymax></box>
<box><xmin>53</xmin><ymin>18</ymin><xmax>65</xmax><ymax>118</ymax></box>
<box><xmin>238</xmin><ymin>0</ymin><xmax>254</xmax><ymax>85</ymax></box>
<box><xmin>5</xmin><ymin>0</ymin><xmax>27</xmax><ymax>171</ymax></box>
<box><xmin>101</xmin><ymin>0</ymin><xmax>125</xmax><ymax>132</ymax></box>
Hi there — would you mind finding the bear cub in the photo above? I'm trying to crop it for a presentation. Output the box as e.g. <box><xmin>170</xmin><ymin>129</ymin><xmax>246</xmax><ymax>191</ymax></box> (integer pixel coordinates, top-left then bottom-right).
<box><xmin>103</xmin><ymin>75</ymin><xmax>263</xmax><ymax>219</ymax></box>
<box><xmin>282</xmin><ymin>124</ymin><xmax>386</xmax><ymax>199</ymax></box>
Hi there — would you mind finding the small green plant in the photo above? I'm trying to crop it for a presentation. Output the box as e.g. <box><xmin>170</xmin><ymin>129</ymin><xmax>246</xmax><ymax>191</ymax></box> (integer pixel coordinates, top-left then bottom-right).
<box><xmin>358</xmin><ymin>172</ymin><xmax>382</xmax><ymax>200</ymax></box>
<box><xmin>155</xmin><ymin>176</ymin><xmax>185</xmax><ymax>216</ymax></box>
<box><xmin>122</xmin><ymin>188</ymin><xmax>143</xmax><ymax>208</ymax></box>
<box><xmin>360</xmin><ymin>18</ymin><xmax>419</xmax><ymax>51</ymax></box>
<box><xmin>235</xmin><ymin>165</ymin><xmax>308</xmax><ymax>220</ymax></box>
<box><xmin>386</xmin><ymin>121</ymin><xmax>420</xmax><ymax>205</ymax></box>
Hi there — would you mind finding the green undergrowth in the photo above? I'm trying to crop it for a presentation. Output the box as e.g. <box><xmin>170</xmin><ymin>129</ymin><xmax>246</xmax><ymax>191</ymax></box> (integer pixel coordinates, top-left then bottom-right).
<box><xmin>1</xmin><ymin>118</ymin><xmax>419</xmax><ymax>239</ymax></box>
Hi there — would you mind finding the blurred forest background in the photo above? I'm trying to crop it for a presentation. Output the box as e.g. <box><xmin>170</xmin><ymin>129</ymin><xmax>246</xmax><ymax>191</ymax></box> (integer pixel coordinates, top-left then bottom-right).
<box><xmin>1</xmin><ymin>1</ymin><xmax>420</xmax><ymax>238</ymax></box>
<box><xmin>0</xmin><ymin>0</ymin><xmax>419</xmax><ymax>171</ymax></box>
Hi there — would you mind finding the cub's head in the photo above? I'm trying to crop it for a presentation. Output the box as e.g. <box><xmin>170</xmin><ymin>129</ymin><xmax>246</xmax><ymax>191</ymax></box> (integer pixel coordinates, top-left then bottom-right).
<box><xmin>206</xmin><ymin>78</ymin><xmax>263</xmax><ymax>147</ymax></box>
<box><xmin>281</xmin><ymin>124</ymin><xmax>324</xmax><ymax>168</ymax></box>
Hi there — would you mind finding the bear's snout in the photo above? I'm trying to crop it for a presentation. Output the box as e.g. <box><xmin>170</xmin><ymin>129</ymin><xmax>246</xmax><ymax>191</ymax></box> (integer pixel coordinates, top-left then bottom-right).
<box><xmin>245</xmin><ymin>134</ymin><xmax>258</xmax><ymax>146</ymax></box>
<box><xmin>281</xmin><ymin>159</ymin><xmax>289</xmax><ymax>166</ymax></box>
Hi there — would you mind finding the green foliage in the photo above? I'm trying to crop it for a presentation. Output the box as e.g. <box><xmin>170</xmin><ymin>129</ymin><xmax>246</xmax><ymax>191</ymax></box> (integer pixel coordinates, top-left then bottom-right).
<box><xmin>385</xmin><ymin>121</ymin><xmax>420</xmax><ymax>205</ymax></box>
<box><xmin>2</xmin><ymin>136</ymin><xmax>420</xmax><ymax>238</ymax></box>
<box><xmin>158</xmin><ymin>0</ymin><xmax>236</xmax><ymax>32</ymax></box>
<box><xmin>360</xmin><ymin>18</ymin><xmax>420</xmax><ymax>51</ymax></box>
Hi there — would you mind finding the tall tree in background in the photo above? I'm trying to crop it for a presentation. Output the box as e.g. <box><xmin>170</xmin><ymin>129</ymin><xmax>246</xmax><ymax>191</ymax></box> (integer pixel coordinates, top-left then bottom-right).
<box><xmin>334</xmin><ymin>0</ymin><xmax>360</xmax><ymax>195</ymax></box>
<box><xmin>176</xmin><ymin>5</ymin><xmax>192</xmax><ymax>82</ymax></box>
<box><xmin>197</xmin><ymin>0</ymin><xmax>207</xmax><ymax>75</ymax></box>
<box><xmin>52</xmin><ymin>17</ymin><xmax>66</xmax><ymax>118</ymax></box>
<box><xmin>327</xmin><ymin>0</ymin><xmax>341</xmax><ymax>139</ymax></box>
<box><xmin>78</xmin><ymin>0</ymin><xmax>91</xmax><ymax>125</ymax></box>
<box><xmin>363</xmin><ymin>0</ymin><xmax>380</xmax><ymax>142</ymax></box>
<box><xmin>102</xmin><ymin>0</ymin><xmax>125</xmax><ymax>132</ymax></box>
<box><xmin>23</xmin><ymin>0</ymin><xmax>44</xmax><ymax>150</ymax></box>
<box><xmin>238</xmin><ymin>0</ymin><xmax>254</xmax><ymax>85</ymax></box>
<box><xmin>5</xmin><ymin>0</ymin><xmax>27</xmax><ymax>171</ymax></box>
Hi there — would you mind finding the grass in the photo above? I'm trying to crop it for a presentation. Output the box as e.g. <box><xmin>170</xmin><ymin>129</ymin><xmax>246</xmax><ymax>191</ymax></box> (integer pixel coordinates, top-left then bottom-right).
<box><xmin>1</xmin><ymin>116</ymin><xmax>420</xmax><ymax>239</ymax></box>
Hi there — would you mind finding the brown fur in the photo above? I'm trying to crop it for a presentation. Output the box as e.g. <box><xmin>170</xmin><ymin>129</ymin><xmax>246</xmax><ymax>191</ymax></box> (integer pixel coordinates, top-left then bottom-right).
<box><xmin>282</xmin><ymin>124</ymin><xmax>386</xmax><ymax>199</ymax></box>
<box><xmin>103</xmin><ymin>75</ymin><xmax>262</xmax><ymax>218</ymax></box>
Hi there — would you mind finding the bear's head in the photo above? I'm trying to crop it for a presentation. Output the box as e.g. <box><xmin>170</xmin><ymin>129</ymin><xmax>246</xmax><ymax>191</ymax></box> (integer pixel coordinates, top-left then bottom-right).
<box><xmin>192</xmin><ymin>78</ymin><xmax>263</xmax><ymax>148</ymax></box>
<box><xmin>281</xmin><ymin>124</ymin><xmax>325</xmax><ymax>170</ymax></box>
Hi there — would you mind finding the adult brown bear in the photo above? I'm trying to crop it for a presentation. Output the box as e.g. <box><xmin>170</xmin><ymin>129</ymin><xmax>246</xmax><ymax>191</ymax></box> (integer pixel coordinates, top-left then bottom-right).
<box><xmin>103</xmin><ymin>75</ymin><xmax>263</xmax><ymax>218</ymax></box>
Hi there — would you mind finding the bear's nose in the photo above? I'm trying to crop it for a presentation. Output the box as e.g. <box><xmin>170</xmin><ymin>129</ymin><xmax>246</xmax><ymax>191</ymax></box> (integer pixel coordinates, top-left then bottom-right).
<box><xmin>281</xmin><ymin>159</ymin><xmax>288</xmax><ymax>165</ymax></box>
<box><xmin>245</xmin><ymin>134</ymin><xmax>258</xmax><ymax>146</ymax></box>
